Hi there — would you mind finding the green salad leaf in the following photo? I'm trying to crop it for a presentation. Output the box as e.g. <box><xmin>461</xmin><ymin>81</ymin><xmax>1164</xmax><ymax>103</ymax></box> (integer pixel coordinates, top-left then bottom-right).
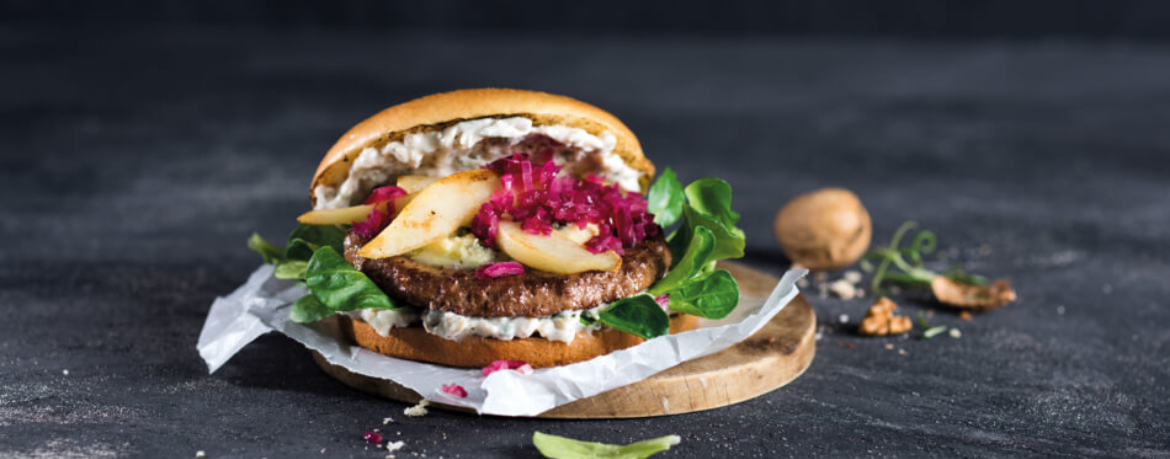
<box><xmin>648</xmin><ymin>226</ymin><xmax>715</xmax><ymax>295</ymax></box>
<box><xmin>248</xmin><ymin>224</ymin><xmax>349</xmax><ymax>281</ymax></box>
<box><xmin>597</xmin><ymin>295</ymin><xmax>671</xmax><ymax>339</ymax></box>
<box><xmin>289</xmin><ymin>294</ymin><xmax>333</xmax><ymax>324</ymax></box>
<box><xmin>683</xmin><ymin>177</ymin><xmax>740</xmax><ymax>228</ymax></box>
<box><xmin>646</xmin><ymin>167</ymin><xmax>684</xmax><ymax>227</ymax></box>
<box><xmin>665</xmin><ymin>269</ymin><xmax>739</xmax><ymax>320</ymax></box>
<box><xmin>247</xmin><ymin>233</ymin><xmax>287</xmax><ymax>263</ymax></box>
<box><xmin>676</xmin><ymin>205</ymin><xmax>745</xmax><ymax>261</ymax></box>
<box><xmin>644</xmin><ymin>173</ymin><xmax>746</xmax><ymax>326</ymax></box>
<box><xmin>303</xmin><ymin>247</ymin><xmax>399</xmax><ymax>314</ymax></box>
<box><xmin>533</xmin><ymin>431</ymin><xmax>681</xmax><ymax>459</ymax></box>
<box><xmin>286</xmin><ymin>224</ymin><xmax>347</xmax><ymax>261</ymax></box>
<box><xmin>273</xmin><ymin>260</ymin><xmax>308</xmax><ymax>280</ymax></box>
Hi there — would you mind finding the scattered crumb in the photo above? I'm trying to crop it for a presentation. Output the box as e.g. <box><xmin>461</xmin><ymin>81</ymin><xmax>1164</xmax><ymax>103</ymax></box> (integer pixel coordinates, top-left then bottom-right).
<box><xmin>1057</xmin><ymin>306</ymin><xmax>1066</xmax><ymax>315</ymax></box>
<box><xmin>321</xmin><ymin>449</ymin><xmax>326</xmax><ymax>454</ymax></box>
<box><xmin>959</xmin><ymin>311</ymin><xmax>973</xmax><ymax>321</ymax></box>
<box><xmin>195</xmin><ymin>451</ymin><xmax>206</xmax><ymax>458</ymax></box>
<box><xmin>62</xmin><ymin>370</ymin><xmax>69</xmax><ymax>376</ymax></box>
<box><xmin>843</xmin><ymin>270</ymin><xmax>863</xmax><ymax>284</ymax></box>
<box><xmin>856</xmin><ymin>288</ymin><xmax>865</xmax><ymax>299</ymax></box>
<box><xmin>404</xmin><ymin>400</ymin><xmax>429</xmax><ymax>417</ymax></box>
<box><xmin>814</xmin><ymin>272</ymin><xmax>828</xmax><ymax>282</ymax></box>
<box><xmin>383</xmin><ymin>417</ymin><xmax>394</xmax><ymax>425</ymax></box>
<box><xmin>884</xmin><ymin>343</ymin><xmax>894</xmax><ymax>350</ymax></box>
<box><xmin>815</xmin><ymin>331</ymin><xmax>823</xmax><ymax>341</ymax></box>
<box><xmin>890</xmin><ymin>285</ymin><xmax>902</xmax><ymax>295</ymax></box>
<box><xmin>796</xmin><ymin>278</ymin><xmax>809</xmax><ymax>288</ymax></box>
<box><xmin>838</xmin><ymin>314</ymin><xmax>849</xmax><ymax>324</ymax></box>
<box><xmin>836</xmin><ymin>342</ymin><xmax>856</xmax><ymax>349</ymax></box>
<box><xmin>374</xmin><ymin>429</ymin><xmax>380</xmax><ymax>433</ymax></box>
<box><xmin>898</xmin><ymin>348</ymin><xmax>908</xmax><ymax>356</ymax></box>
<box><xmin>829</xmin><ymin>279</ymin><xmax>857</xmax><ymax>299</ymax></box>
<box><xmin>818</xmin><ymin>282</ymin><xmax>829</xmax><ymax>299</ymax></box>
<box><xmin>858</xmin><ymin>297</ymin><xmax>913</xmax><ymax>336</ymax></box>
<box><xmin>978</xmin><ymin>243</ymin><xmax>992</xmax><ymax>256</ymax></box>
<box><xmin>949</xmin><ymin>328</ymin><xmax>962</xmax><ymax>339</ymax></box>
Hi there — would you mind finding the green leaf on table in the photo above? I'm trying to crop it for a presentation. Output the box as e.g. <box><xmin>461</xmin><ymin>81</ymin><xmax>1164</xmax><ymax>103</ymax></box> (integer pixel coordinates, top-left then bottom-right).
<box><xmin>666</xmin><ymin>269</ymin><xmax>740</xmax><ymax>320</ymax></box>
<box><xmin>650</xmin><ymin>226</ymin><xmax>715</xmax><ymax>295</ymax></box>
<box><xmin>247</xmin><ymin>233</ymin><xmax>287</xmax><ymax>264</ymax></box>
<box><xmin>646</xmin><ymin>167</ymin><xmax>684</xmax><ymax>228</ymax></box>
<box><xmin>597</xmin><ymin>295</ymin><xmax>670</xmax><ymax>340</ymax></box>
<box><xmin>683</xmin><ymin>177</ymin><xmax>740</xmax><ymax>227</ymax></box>
<box><xmin>286</xmin><ymin>224</ymin><xmax>347</xmax><ymax>261</ymax></box>
<box><xmin>289</xmin><ymin>294</ymin><xmax>332</xmax><ymax>324</ymax></box>
<box><xmin>533</xmin><ymin>431</ymin><xmax>681</xmax><ymax>459</ymax></box>
<box><xmin>304</xmin><ymin>247</ymin><xmax>399</xmax><ymax>312</ymax></box>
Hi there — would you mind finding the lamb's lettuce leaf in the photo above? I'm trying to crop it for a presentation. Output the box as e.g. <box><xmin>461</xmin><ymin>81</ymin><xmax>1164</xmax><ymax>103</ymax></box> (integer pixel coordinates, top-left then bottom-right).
<box><xmin>649</xmin><ymin>174</ymin><xmax>745</xmax><ymax>322</ymax></box>
<box><xmin>286</xmin><ymin>224</ymin><xmax>347</xmax><ymax>261</ymax></box>
<box><xmin>665</xmin><ymin>269</ymin><xmax>739</xmax><ymax>320</ymax></box>
<box><xmin>646</xmin><ymin>167</ymin><xmax>684</xmax><ymax>228</ymax></box>
<box><xmin>247</xmin><ymin>233</ymin><xmax>286</xmax><ymax>263</ymax></box>
<box><xmin>303</xmin><ymin>247</ymin><xmax>399</xmax><ymax>313</ymax></box>
<box><xmin>648</xmin><ymin>226</ymin><xmax>715</xmax><ymax>295</ymax></box>
<box><xmin>289</xmin><ymin>294</ymin><xmax>333</xmax><ymax>324</ymax></box>
<box><xmin>683</xmin><ymin>177</ymin><xmax>740</xmax><ymax>228</ymax></box>
<box><xmin>533</xmin><ymin>431</ymin><xmax>681</xmax><ymax>459</ymax></box>
<box><xmin>273</xmin><ymin>260</ymin><xmax>308</xmax><ymax>280</ymax></box>
<box><xmin>248</xmin><ymin>224</ymin><xmax>349</xmax><ymax>281</ymax></box>
<box><xmin>596</xmin><ymin>295</ymin><xmax>670</xmax><ymax>340</ymax></box>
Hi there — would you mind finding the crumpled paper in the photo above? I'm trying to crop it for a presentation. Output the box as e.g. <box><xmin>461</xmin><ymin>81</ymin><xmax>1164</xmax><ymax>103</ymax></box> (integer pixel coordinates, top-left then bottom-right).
<box><xmin>197</xmin><ymin>264</ymin><xmax>806</xmax><ymax>417</ymax></box>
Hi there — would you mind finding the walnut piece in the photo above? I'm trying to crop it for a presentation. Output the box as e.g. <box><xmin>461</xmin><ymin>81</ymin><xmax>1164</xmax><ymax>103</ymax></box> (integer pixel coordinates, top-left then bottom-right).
<box><xmin>931</xmin><ymin>276</ymin><xmax>1017</xmax><ymax>311</ymax></box>
<box><xmin>859</xmin><ymin>297</ymin><xmax>913</xmax><ymax>336</ymax></box>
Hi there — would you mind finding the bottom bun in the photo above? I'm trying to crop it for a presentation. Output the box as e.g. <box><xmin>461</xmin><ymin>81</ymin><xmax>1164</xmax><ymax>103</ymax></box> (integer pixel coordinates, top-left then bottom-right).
<box><xmin>339</xmin><ymin>314</ymin><xmax>700</xmax><ymax>368</ymax></box>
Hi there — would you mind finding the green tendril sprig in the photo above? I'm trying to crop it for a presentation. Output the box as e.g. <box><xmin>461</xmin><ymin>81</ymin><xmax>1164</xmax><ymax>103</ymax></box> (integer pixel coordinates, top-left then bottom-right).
<box><xmin>861</xmin><ymin>221</ymin><xmax>988</xmax><ymax>296</ymax></box>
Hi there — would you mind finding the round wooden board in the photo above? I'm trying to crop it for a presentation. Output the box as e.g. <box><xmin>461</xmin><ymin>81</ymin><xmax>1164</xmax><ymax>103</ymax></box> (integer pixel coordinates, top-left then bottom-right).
<box><xmin>311</xmin><ymin>261</ymin><xmax>816</xmax><ymax>418</ymax></box>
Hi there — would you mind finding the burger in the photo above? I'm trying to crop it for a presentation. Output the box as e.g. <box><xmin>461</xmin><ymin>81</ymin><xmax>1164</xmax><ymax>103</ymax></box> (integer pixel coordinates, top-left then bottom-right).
<box><xmin>248</xmin><ymin>88</ymin><xmax>746</xmax><ymax>369</ymax></box>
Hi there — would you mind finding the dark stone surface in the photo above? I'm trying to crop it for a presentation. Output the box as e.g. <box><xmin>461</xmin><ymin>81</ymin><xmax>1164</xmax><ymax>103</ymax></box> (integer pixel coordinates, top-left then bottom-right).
<box><xmin>2</xmin><ymin>25</ymin><xmax>1168</xmax><ymax>458</ymax></box>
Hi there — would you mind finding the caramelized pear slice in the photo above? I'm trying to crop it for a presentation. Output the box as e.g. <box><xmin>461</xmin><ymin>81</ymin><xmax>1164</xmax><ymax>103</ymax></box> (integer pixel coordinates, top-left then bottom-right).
<box><xmin>496</xmin><ymin>221</ymin><xmax>620</xmax><ymax>274</ymax></box>
<box><xmin>357</xmin><ymin>169</ymin><xmax>500</xmax><ymax>259</ymax></box>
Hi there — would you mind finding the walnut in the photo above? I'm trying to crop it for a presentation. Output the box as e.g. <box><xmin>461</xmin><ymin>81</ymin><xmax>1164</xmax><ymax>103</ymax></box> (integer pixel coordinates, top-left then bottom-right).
<box><xmin>774</xmin><ymin>188</ymin><xmax>872</xmax><ymax>271</ymax></box>
<box><xmin>931</xmin><ymin>277</ymin><xmax>1017</xmax><ymax>311</ymax></box>
<box><xmin>859</xmin><ymin>297</ymin><xmax>913</xmax><ymax>336</ymax></box>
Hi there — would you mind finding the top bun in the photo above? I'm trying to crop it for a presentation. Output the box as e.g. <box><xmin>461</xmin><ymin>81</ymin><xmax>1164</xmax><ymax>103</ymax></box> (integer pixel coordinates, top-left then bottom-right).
<box><xmin>311</xmin><ymin>88</ymin><xmax>654</xmax><ymax>204</ymax></box>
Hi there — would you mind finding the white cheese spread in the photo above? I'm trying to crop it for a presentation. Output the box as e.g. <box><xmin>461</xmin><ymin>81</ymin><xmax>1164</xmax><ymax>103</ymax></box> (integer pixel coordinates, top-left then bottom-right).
<box><xmin>353</xmin><ymin>304</ymin><xmax>605</xmax><ymax>344</ymax></box>
<box><xmin>313</xmin><ymin>117</ymin><xmax>640</xmax><ymax>210</ymax></box>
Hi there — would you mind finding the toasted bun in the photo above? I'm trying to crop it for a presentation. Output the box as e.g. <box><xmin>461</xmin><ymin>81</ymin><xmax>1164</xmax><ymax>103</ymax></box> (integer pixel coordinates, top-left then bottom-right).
<box><xmin>340</xmin><ymin>314</ymin><xmax>700</xmax><ymax>369</ymax></box>
<box><xmin>312</xmin><ymin>88</ymin><xmax>654</xmax><ymax>205</ymax></box>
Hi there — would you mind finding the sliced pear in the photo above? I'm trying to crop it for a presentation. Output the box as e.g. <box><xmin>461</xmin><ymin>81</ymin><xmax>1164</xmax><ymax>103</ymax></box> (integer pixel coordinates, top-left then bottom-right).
<box><xmin>297</xmin><ymin>194</ymin><xmax>416</xmax><ymax>225</ymax></box>
<box><xmin>558</xmin><ymin>223</ymin><xmax>600</xmax><ymax>245</ymax></box>
<box><xmin>496</xmin><ymin>221</ymin><xmax>620</xmax><ymax>274</ymax></box>
<box><xmin>358</xmin><ymin>169</ymin><xmax>501</xmax><ymax>259</ymax></box>
<box><xmin>397</xmin><ymin>175</ymin><xmax>440</xmax><ymax>194</ymax></box>
<box><xmin>297</xmin><ymin>204</ymin><xmax>374</xmax><ymax>225</ymax></box>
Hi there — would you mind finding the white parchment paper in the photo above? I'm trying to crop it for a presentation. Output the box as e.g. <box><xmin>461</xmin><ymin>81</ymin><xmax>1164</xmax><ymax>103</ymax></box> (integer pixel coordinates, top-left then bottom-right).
<box><xmin>197</xmin><ymin>264</ymin><xmax>806</xmax><ymax>417</ymax></box>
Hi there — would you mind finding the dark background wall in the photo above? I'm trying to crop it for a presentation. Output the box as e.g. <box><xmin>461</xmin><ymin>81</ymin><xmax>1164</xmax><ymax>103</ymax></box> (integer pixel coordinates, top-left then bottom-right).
<box><xmin>4</xmin><ymin>0</ymin><xmax>1170</xmax><ymax>40</ymax></box>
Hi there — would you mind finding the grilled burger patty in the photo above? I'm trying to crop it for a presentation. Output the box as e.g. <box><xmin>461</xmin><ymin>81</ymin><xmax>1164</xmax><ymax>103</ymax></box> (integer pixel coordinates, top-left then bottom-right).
<box><xmin>343</xmin><ymin>232</ymin><xmax>671</xmax><ymax>317</ymax></box>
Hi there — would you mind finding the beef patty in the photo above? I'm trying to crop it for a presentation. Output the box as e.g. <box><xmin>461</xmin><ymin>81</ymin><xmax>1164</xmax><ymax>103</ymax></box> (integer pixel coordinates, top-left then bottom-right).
<box><xmin>343</xmin><ymin>232</ymin><xmax>671</xmax><ymax>317</ymax></box>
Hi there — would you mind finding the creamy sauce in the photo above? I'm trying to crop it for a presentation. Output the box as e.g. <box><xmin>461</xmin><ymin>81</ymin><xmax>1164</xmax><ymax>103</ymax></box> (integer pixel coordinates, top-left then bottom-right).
<box><xmin>354</xmin><ymin>304</ymin><xmax>605</xmax><ymax>344</ymax></box>
<box><xmin>313</xmin><ymin>117</ymin><xmax>641</xmax><ymax>210</ymax></box>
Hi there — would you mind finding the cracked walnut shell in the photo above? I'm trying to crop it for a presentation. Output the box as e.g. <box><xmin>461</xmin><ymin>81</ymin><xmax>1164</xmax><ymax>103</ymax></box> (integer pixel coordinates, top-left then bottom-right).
<box><xmin>931</xmin><ymin>277</ymin><xmax>1017</xmax><ymax>311</ymax></box>
<box><xmin>859</xmin><ymin>297</ymin><xmax>913</xmax><ymax>336</ymax></box>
